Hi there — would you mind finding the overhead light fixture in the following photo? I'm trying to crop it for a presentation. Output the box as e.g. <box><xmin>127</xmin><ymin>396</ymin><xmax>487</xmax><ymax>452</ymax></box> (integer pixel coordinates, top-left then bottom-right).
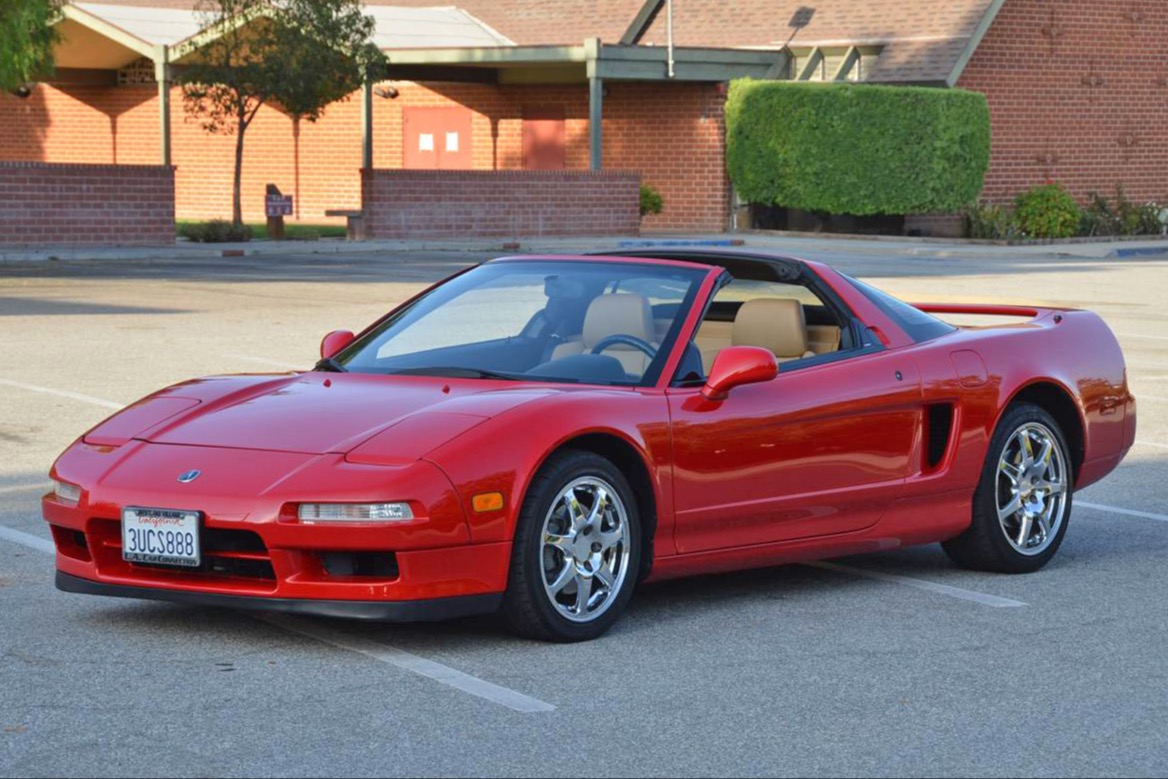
<box><xmin>12</xmin><ymin>84</ymin><xmax>33</xmax><ymax>99</ymax></box>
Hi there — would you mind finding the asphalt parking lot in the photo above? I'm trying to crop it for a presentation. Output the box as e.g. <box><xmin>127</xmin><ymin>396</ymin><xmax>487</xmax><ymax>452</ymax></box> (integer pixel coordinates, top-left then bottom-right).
<box><xmin>1</xmin><ymin>243</ymin><xmax>1167</xmax><ymax>777</ymax></box>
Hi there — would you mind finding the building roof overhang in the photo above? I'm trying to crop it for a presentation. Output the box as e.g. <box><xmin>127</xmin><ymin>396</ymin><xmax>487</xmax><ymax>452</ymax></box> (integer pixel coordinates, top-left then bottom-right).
<box><xmin>382</xmin><ymin>40</ymin><xmax>788</xmax><ymax>85</ymax></box>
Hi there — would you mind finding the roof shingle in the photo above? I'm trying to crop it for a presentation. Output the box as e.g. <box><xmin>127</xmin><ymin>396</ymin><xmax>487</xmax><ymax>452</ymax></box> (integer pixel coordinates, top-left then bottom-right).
<box><xmin>74</xmin><ymin>0</ymin><xmax>1001</xmax><ymax>82</ymax></box>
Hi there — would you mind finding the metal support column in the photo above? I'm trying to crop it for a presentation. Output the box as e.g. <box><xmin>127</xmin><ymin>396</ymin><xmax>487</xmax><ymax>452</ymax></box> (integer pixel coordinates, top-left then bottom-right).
<box><xmin>361</xmin><ymin>78</ymin><xmax>374</xmax><ymax>170</ymax></box>
<box><xmin>585</xmin><ymin>38</ymin><xmax>603</xmax><ymax>171</ymax></box>
<box><xmin>154</xmin><ymin>45</ymin><xmax>172</xmax><ymax>166</ymax></box>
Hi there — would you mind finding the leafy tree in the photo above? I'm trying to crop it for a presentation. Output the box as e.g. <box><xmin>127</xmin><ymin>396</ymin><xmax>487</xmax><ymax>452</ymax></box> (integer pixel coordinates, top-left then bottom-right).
<box><xmin>1</xmin><ymin>0</ymin><xmax>62</xmax><ymax>91</ymax></box>
<box><xmin>179</xmin><ymin>0</ymin><xmax>384</xmax><ymax>224</ymax></box>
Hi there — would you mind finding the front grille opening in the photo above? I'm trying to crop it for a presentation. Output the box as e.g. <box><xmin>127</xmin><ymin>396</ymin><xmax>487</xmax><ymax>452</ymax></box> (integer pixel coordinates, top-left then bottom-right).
<box><xmin>203</xmin><ymin>556</ymin><xmax>276</xmax><ymax>581</ymax></box>
<box><xmin>107</xmin><ymin>523</ymin><xmax>276</xmax><ymax>584</ymax></box>
<box><xmin>203</xmin><ymin>528</ymin><xmax>267</xmax><ymax>554</ymax></box>
<box><xmin>926</xmin><ymin>403</ymin><xmax>956</xmax><ymax>470</ymax></box>
<box><xmin>321</xmin><ymin>552</ymin><xmax>399</xmax><ymax>579</ymax></box>
<box><xmin>50</xmin><ymin>525</ymin><xmax>92</xmax><ymax>562</ymax></box>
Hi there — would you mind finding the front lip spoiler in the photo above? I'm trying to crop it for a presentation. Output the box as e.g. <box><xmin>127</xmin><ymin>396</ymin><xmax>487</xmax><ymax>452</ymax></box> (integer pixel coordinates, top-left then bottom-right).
<box><xmin>56</xmin><ymin>571</ymin><xmax>503</xmax><ymax>623</ymax></box>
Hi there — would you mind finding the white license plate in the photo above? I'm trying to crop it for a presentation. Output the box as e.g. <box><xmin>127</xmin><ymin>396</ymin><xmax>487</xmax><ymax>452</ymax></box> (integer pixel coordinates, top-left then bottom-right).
<box><xmin>122</xmin><ymin>507</ymin><xmax>201</xmax><ymax>568</ymax></box>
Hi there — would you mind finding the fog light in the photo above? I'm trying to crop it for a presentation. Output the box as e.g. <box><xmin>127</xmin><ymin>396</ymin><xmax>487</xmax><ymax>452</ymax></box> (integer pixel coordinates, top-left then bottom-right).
<box><xmin>297</xmin><ymin>503</ymin><xmax>414</xmax><ymax>522</ymax></box>
<box><xmin>53</xmin><ymin>480</ymin><xmax>81</xmax><ymax>505</ymax></box>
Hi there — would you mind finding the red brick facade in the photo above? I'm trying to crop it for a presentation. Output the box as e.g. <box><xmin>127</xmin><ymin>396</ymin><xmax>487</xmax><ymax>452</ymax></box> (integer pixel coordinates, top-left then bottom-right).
<box><xmin>0</xmin><ymin>162</ymin><xmax>175</xmax><ymax>246</ymax></box>
<box><xmin>959</xmin><ymin>0</ymin><xmax>1168</xmax><ymax>205</ymax></box>
<box><xmin>0</xmin><ymin>80</ymin><xmax>727</xmax><ymax>233</ymax></box>
<box><xmin>362</xmin><ymin>169</ymin><xmax>640</xmax><ymax>239</ymax></box>
<box><xmin>7</xmin><ymin>0</ymin><xmax>1161</xmax><ymax>236</ymax></box>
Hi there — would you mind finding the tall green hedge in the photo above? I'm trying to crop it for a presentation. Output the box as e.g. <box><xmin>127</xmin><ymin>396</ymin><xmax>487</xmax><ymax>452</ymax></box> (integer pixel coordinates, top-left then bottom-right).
<box><xmin>725</xmin><ymin>80</ymin><xmax>991</xmax><ymax>216</ymax></box>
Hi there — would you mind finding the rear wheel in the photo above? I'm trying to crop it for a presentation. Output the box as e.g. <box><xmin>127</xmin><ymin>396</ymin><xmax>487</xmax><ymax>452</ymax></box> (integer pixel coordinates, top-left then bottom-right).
<box><xmin>502</xmin><ymin>450</ymin><xmax>641</xmax><ymax>642</ymax></box>
<box><xmin>942</xmin><ymin>403</ymin><xmax>1073</xmax><ymax>573</ymax></box>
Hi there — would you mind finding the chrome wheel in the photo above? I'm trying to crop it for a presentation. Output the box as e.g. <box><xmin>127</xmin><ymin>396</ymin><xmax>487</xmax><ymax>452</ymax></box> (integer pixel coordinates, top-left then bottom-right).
<box><xmin>996</xmin><ymin>422</ymin><xmax>1068</xmax><ymax>556</ymax></box>
<box><xmin>540</xmin><ymin>476</ymin><xmax>631</xmax><ymax>623</ymax></box>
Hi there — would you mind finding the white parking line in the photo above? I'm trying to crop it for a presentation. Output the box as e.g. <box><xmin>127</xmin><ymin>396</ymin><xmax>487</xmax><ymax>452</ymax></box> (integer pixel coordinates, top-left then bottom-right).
<box><xmin>0</xmin><ymin>379</ymin><xmax>123</xmax><ymax>410</ymax></box>
<box><xmin>803</xmin><ymin>561</ymin><xmax>1028</xmax><ymax>608</ymax></box>
<box><xmin>261</xmin><ymin>615</ymin><xmax>555</xmax><ymax>714</ymax></box>
<box><xmin>0</xmin><ymin>525</ymin><xmax>56</xmax><ymax>555</ymax></box>
<box><xmin>0</xmin><ymin>521</ymin><xmax>555</xmax><ymax>714</ymax></box>
<box><xmin>0</xmin><ymin>482</ymin><xmax>51</xmax><ymax>496</ymax></box>
<box><xmin>222</xmin><ymin>354</ymin><xmax>303</xmax><ymax>370</ymax></box>
<box><xmin>1078</xmin><ymin>501</ymin><xmax>1168</xmax><ymax>524</ymax></box>
<box><xmin>1119</xmin><ymin>332</ymin><xmax>1168</xmax><ymax>342</ymax></box>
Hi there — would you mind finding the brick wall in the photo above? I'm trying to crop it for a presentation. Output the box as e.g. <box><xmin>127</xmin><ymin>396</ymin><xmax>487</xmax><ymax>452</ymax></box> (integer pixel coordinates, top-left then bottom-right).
<box><xmin>960</xmin><ymin>0</ymin><xmax>1168</xmax><ymax>205</ymax></box>
<box><xmin>0</xmin><ymin>162</ymin><xmax>175</xmax><ymax>246</ymax></box>
<box><xmin>0</xmin><ymin>80</ymin><xmax>727</xmax><ymax>233</ymax></box>
<box><xmin>361</xmin><ymin>169</ymin><xmax>640</xmax><ymax>239</ymax></box>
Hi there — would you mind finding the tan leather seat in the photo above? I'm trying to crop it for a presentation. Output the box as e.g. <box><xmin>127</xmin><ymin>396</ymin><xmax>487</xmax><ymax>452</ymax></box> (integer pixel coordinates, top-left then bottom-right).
<box><xmin>551</xmin><ymin>293</ymin><xmax>657</xmax><ymax>375</ymax></box>
<box><xmin>732</xmin><ymin>298</ymin><xmax>817</xmax><ymax>362</ymax></box>
<box><xmin>807</xmin><ymin>324</ymin><xmax>842</xmax><ymax>355</ymax></box>
<box><xmin>699</xmin><ymin>298</ymin><xmax>816</xmax><ymax>370</ymax></box>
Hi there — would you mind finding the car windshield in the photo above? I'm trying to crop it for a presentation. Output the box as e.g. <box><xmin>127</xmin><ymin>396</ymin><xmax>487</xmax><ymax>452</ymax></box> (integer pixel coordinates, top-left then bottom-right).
<box><xmin>335</xmin><ymin>260</ymin><xmax>708</xmax><ymax>386</ymax></box>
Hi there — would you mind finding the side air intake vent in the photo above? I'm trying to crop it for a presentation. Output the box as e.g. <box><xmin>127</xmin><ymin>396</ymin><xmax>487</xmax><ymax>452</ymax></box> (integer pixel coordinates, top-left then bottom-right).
<box><xmin>926</xmin><ymin>403</ymin><xmax>955</xmax><ymax>470</ymax></box>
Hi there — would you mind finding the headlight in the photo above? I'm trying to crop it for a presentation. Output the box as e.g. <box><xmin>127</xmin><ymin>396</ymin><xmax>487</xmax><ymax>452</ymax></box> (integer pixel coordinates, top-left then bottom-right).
<box><xmin>53</xmin><ymin>479</ymin><xmax>82</xmax><ymax>505</ymax></box>
<box><xmin>297</xmin><ymin>503</ymin><xmax>414</xmax><ymax>523</ymax></box>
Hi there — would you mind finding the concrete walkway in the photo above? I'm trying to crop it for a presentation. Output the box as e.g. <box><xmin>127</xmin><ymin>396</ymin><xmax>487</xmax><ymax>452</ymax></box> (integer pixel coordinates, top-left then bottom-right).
<box><xmin>2</xmin><ymin>230</ymin><xmax>1166</xmax><ymax>263</ymax></box>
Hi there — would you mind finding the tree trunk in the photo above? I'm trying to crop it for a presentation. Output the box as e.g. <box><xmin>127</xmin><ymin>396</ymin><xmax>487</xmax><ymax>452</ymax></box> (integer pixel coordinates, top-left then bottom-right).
<box><xmin>232</xmin><ymin>118</ymin><xmax>247</xmax><ymax>225</ymax></box>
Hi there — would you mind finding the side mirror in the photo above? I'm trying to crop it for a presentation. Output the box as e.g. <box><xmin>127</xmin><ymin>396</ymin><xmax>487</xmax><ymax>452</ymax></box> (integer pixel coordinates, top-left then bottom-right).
<box><xmin>320</xmin><ymin>329</ymin><xmax>355</xmax><ymax>360</ymax></box>
<box><xmin>701</xmin><ymin>346</ymin><xmax>778</xmax><ymax>400</ymax></box>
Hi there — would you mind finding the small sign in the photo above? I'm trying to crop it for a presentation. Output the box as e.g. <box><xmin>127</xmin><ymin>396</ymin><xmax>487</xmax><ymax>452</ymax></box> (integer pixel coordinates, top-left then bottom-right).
<box><xmin>265</xmin><ymin>193</ymin><xmax>293</xmax><ymax>217</ymax></box>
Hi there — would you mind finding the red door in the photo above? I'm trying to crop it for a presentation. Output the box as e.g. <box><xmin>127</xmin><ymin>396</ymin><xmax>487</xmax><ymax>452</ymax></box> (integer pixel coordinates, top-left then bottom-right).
<box><xmin>522</xmin><ymin>107</ymin><xmax>566</xmax><ymax>170</ymax></box>
<box><xmin>667</xmin><ymin>352</ymin><xmax>923</xmax><ymax>553</ymax></box>
<box><xmin>403</xmin><ymin>107</ymin><xmax>473</xmax><ymax>169</ymax></box>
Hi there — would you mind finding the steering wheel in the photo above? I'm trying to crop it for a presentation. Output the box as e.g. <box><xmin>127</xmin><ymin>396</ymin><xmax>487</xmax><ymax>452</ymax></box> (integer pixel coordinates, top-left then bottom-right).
<box><xmin>590</xmin><ymin>334</ymin><xmax>658</xmax><ymax>359</ymax></box>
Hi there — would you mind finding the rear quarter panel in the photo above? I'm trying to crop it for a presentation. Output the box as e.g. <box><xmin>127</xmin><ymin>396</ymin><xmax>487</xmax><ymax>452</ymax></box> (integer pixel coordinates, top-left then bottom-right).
<box><xmin>911</xmin><ymin>308</ymin><xmax>1133</xmax><ymax>494</ymax></box>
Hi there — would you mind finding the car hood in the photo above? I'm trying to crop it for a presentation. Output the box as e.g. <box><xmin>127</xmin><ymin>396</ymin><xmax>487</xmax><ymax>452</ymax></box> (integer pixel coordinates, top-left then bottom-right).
<box><xmin>117</xmin><ymin>373</ymin><xmax>554</xmax><ymax>456</ymax></box>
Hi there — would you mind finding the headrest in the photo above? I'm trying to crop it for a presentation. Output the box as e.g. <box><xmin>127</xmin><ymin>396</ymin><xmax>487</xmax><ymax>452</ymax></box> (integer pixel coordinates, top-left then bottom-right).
<box><xmin>732</xmin><ymin>298</ymin><xmax>810</xmax><ymax>358</ymax></box>
<box><xmin>582</xmin><ymin>293</ymin><xmax>655</xmax><ymax>348</ymax></box>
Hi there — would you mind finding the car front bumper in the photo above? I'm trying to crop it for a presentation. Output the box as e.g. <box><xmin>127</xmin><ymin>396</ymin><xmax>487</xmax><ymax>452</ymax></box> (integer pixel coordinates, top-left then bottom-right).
<box><xmin>56</xmin><ymin>571</ymin><xmax>504</xmax><ymax>622</ymax></box>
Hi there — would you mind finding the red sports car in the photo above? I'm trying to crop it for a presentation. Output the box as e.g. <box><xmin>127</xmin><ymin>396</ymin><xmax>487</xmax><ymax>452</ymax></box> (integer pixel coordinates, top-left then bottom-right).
<box><xmin>44</xmin><ymin>250</ymin><xmax>1136</xmax><ymax>641</ymax></box>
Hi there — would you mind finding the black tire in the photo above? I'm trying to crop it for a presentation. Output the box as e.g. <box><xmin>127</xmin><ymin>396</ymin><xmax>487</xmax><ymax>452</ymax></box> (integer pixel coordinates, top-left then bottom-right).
<box><xmin>942</xmin><ymin>402</ymin><xmax>1073</xmax><ymax>573</ymax></box>
<box><xmin>502</xmin><ymin>449</ymin><xmax>642</xmax><ymax>642</ymax></box>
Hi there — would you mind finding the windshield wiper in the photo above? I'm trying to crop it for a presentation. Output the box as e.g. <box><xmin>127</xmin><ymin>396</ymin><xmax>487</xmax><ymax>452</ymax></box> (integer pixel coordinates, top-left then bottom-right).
<box><xmin>386</xmin><ymin>366</ymin><xmax>521</xmax><ymax>381</ymax></box>
<box><xmin>314</xmin><ymin>357</ymin><xmax>348</xmax><ymax>373</ymax></box>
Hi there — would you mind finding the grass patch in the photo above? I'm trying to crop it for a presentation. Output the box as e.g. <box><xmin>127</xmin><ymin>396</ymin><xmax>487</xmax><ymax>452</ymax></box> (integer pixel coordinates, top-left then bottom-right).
<box><xmin>177</xmin><ymin>220</ymin><xmax>347</xmax><ymax>241</ymax></box>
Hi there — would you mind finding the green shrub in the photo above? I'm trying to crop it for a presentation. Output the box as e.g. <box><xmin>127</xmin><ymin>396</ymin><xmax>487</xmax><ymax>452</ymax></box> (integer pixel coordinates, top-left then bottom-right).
<box><xmin>1134</xmin><ymin>202</ymin><xmax>1166</xmax><ymax>236</ymax></box>
<box><xmin>179</xmin><ymin>219</ymin><xmax>252</xmax><ymax>243</ymax></box>
<box><xmin>1082</xmin><ymin>191</ymin><xmax>1122</xmax><ymax>237</ymax></box>
<box><xmin>639</xmin><ymin>183</ymin><xmax>664</xmax><ymax>218</ymax></box>
<box><xmin>964</xmin><ymin>203</ymin><xmax>1017</xmax><ymax>240</ymax></box>
<box><xmin>1081</xmin><ymin>186</ymin><xmax>1165</xmax><ymax>237</ymax></box>
<box><xmin>1013</xmin><ymin>184</ymin><xmax>1081</xmax><ymax>239</ymax></box>
<box><xmin>725</xmin><ymin>80</ymin><xmax>990</xmax><ymax>216</ymax></box>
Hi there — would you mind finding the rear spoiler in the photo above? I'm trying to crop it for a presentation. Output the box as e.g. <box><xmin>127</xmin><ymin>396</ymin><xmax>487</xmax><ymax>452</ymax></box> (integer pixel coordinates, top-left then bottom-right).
<box><xmin>912</xmin><ymin>303</ymin><xmax>1046</xmax><ymax>318</ymax></box>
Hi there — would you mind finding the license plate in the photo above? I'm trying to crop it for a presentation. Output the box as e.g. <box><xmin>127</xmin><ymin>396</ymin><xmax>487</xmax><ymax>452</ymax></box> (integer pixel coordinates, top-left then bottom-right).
<box><xmin>122</xmin><ymin>507</ymin><xmax>201</xmax><ymax>568</ymax></box>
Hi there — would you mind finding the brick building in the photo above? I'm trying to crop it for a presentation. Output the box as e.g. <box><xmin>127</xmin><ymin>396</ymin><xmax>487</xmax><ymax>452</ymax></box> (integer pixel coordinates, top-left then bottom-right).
<box><xmin>1</xmin><ymin>0</ymin><xmax>1165</xmax><ymax>239</ymax></box>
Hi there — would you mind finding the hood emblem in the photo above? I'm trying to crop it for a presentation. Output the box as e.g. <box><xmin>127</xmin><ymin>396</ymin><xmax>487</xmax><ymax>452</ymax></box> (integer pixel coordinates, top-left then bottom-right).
<box><xmin>177</xmin><ymin>470</ymin><xmax>202</xmax><ymax>484</ymax></box>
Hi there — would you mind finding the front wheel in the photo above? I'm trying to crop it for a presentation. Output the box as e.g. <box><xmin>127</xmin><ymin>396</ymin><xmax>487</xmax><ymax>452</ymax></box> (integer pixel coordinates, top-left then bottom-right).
<box><xmin>502</xmin><ymin>450</ymin><xmax>641</xmax><ymax>642</ymax></box>
<box><xmin>943</xmin><ymin>403</ymin><xmax>1073</xmax><ymax>573</ymax></box>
